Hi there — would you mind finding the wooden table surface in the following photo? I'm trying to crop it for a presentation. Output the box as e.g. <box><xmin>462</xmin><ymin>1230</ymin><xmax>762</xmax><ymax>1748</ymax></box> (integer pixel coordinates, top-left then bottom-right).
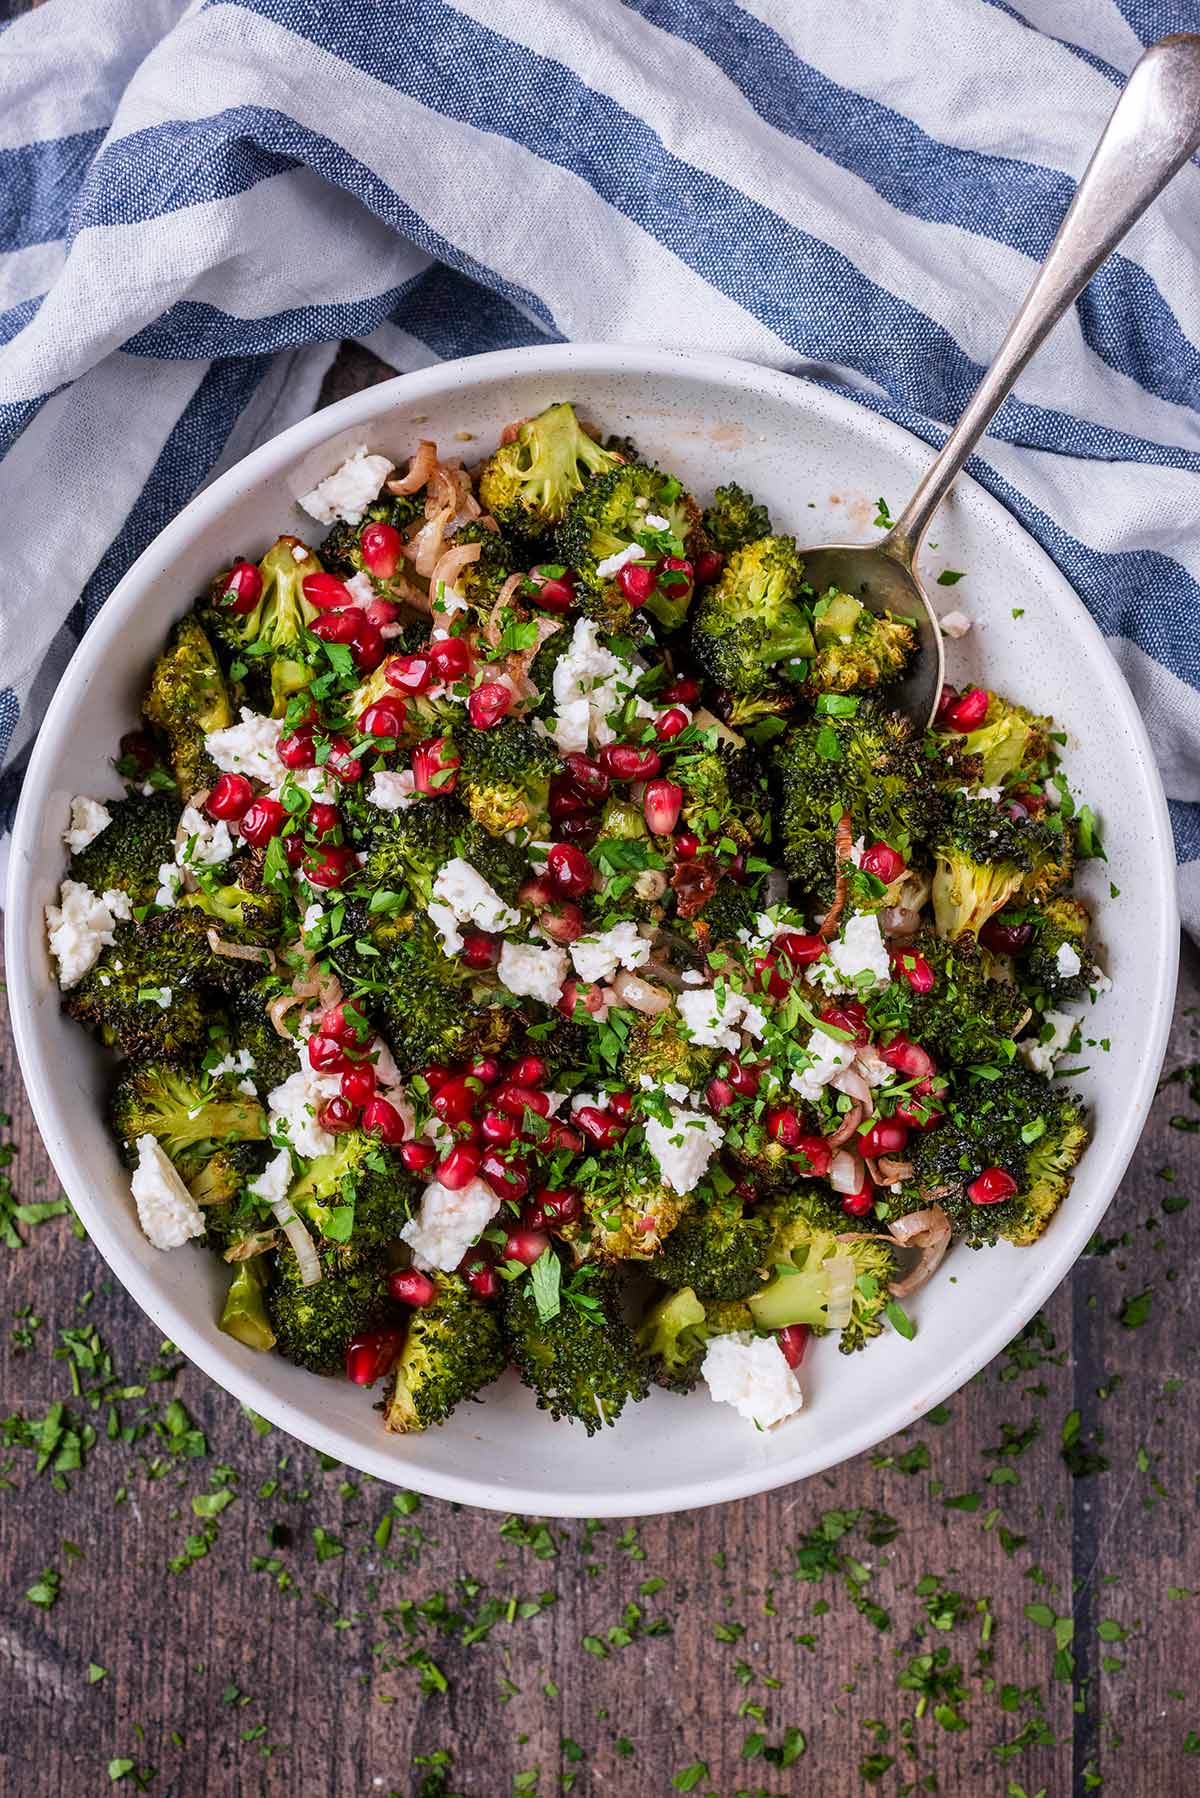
<box><xmin>2</xmin><ymin>344</ymin><xmax>1199</xmax><ymax>1798</ymax></box>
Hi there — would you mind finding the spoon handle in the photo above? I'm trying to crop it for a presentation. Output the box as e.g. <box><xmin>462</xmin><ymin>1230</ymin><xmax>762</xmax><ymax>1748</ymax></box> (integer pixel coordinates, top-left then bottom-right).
<box><xmin>886</xmin><ymin>32</ymin><xmax>1200</xmax><ymax>566</ymax></box>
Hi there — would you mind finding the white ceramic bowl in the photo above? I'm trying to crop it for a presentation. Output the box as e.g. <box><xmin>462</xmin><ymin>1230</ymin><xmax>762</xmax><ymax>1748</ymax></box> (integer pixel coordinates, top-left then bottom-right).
<box><xmin>5</xmin><ymin>346</ymin><xmax>1178</xmax><ymax>1517</ymax></box>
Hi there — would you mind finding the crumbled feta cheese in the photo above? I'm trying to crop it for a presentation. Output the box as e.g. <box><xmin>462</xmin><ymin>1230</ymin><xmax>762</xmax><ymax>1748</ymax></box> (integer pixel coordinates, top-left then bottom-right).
<box><xmin>551</xmin><ymin>617</ymin><xmax>653</xmax><ymax>753</ymax></box>
<box><xmin>432</xmin><ymin>582</ymin><xmax>468</xmax><ymax>618</ymax></box>
<box><xmin>369</xmin><ymin>770</ymin><xmax>417</xmax><ymax>812</ymax></box>
<box><xmin>702</xmin><ymin>1332</ymin><xmax>804</xmax><ymax>1429</ymax></box>
<box><xmin>1056</xmin><ymin>942</ymin><xmax>1082</xmax><ymax>979</ymax></box>
<box><xmin>430</xmin><ymin>859</ymin><xmax>521</xmax><ymax>957</ymax></box>
<box><xmin>400</xmin><ymin>1177</ymin><xmax>499</xmax><ymax>1272</ymax></box>
<box><xmin>1019</xmin><ymin>1009</ymin><xmax>1077</xmax><ymax>1076</ymax></box>
<box><xmin>1090</xmin><ymin>969</ymin><xmax>1112</xmax><ymax>995</ymax></box>
<box><xmin>680</xmin><ymin>969</ymin><xmax>706</xmax><ymax>986</ymax></box>
<box><xmin>175</xmin><ymin>805</ymin><xmax>233</xmax><ymax>868</ymax></box>
<box><xmin>644</xmin><ymin>513</ymin><xmax>669</xmax><ymax>530</ymax></box>
<box><xmin>301</xmin><ymin>902</ymin><xmax>325</xmax><ymax>936</ymax></box>
<box><xmin>676</xmin><ymin>985</ymin><xmax>751</xmax><ymax>1052</ymax></box>
<box><xmin>210</xmin><ymin>1048</ymin><xmax>256</xmax><ymax>1081</ymax></box>
<box><xmin>271</xmin><ymin>764</ymin><xmax>336</xmax><ymax>806</ymax></box>
<box><xmin>570</xmin><ymin>921</ymin><xmax>651</xmax><ymax>985</ymax></box>
<box><xmin>808</xmin><ymin>913</ymin><xmax>891</xmax><ymax>994</ymax></box>
<box><xmin>45</xmin><ymin>881</ymin><xmax>130</xmax><ymax>989</ymax></box>
<box><xmin>290</xmin><ymin>542</ymin><xmax>309</xmax><ymax>563</ymax></box>
<box><xmin>790</xmin><ymin>1029</ymin><xmax>859</xmax><ymax>1103</ymax></box>
<box><xmin>344</xmin><ymin>571</ymin><xmax>376</xmax><ymax>607</ymax></box>
<box><xmin>939</xmin><ymin>610</ymin><xmax>973</xmax><ymax>638</ymax></box>
<box><xmin>63</xmin><ymin>795</ymin><xmax>112</xmax><ymax>854</ymax></box>
<box><xmin>248</xmin><ymin>1148</ymin><xmax>293</xmax><ymax>1213</ymax></box>
<box><xmin>427</xmin><ymin>899</ymin><xmax>464</xmax><ymax>957</ymax></box>
<box><xmin>206</xmin><ymin>707</ymin><xmax>284</xmax><ymax>785</ymax></box>
<box><xmin>497</xmin><ymin>940</ymin><xmax>568</xmax><ymax>1005</ymax></box>
<box><xmin>643</xmin><ymin>1105</ymin><xmax>723</xmax><ymax>1195</ymax></box>
<box><xmin>145</xmin><ymin>986</ymin><xmax>171</xmax><ymax>1010</ymax></box>
<box><xmin>131</xmin><ymin>1135</ymin><xmax>205</xmax><ymax>1250</ymax></box>
<box><xmin>267</xmin><ymin>1067</ymin><xmax>342</xmax><ymax>1159</ymax></box>
<box><xmin>154</xmin><ymin>862</ymin><xmax>182</xmax><ymax>908</ymax></box>
<box><xmin>298</xmin><ymin>446</ymin><xmax>392</xmax><ymax>525</ymax></box>
<box><xmin>594</xmin><ymin>542</ymin><xmax>646</xmax><ymax>580</ymax></box>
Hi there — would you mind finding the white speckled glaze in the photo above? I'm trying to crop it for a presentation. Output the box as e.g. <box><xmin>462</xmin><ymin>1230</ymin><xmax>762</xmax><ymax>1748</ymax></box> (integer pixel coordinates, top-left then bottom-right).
<box><xmin>4</xmin><ymin>346</ymin><xmax>1178</xmax><ymax>1517</ymax></box>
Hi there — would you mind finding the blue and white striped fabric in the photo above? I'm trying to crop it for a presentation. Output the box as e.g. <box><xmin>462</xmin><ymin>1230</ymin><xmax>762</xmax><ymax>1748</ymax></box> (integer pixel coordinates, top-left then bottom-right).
<box><xmin>2</xmin><ymin>0</ymin><xmax>1199</xmax><ymax>924</ymax></box>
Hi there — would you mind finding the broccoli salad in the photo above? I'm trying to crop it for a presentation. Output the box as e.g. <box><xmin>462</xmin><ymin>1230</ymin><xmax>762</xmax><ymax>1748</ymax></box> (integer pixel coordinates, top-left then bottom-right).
<box><xmin>46</xmin><ymin>402</ymin><xmax>1109</xmax><ymax>1437</ymax></box>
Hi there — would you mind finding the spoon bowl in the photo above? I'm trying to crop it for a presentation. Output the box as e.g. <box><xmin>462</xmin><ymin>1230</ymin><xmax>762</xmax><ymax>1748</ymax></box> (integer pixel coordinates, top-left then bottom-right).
<box><xmin>797</xmin><ymin>534</ymin><xmax>945</xmax><ymax>727</ymax></box>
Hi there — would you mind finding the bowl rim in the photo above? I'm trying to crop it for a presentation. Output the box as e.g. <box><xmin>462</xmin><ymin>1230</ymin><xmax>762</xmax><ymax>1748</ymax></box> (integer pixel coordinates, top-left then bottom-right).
<box><xmin>4</xmin><ymin>341</ymin><xmax>1180</xmax><ymax>1515</ymax></box>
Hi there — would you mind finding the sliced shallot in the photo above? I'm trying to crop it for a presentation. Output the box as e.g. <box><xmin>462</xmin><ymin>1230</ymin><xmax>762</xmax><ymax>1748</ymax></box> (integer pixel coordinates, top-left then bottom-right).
<box><xmin>612</xmin><ymin>968</ymin><xmax>672</xmax><ymax>1014</ymax></box>
<box><xmin>388</xmin><ymin>439</ymin><xmax>437</xmax><ymax>494</ymax></box>
<box><xmin>886</xmin><ymin>1205</ymin><xmax>952</xmax><ymax>1298</ymax></box>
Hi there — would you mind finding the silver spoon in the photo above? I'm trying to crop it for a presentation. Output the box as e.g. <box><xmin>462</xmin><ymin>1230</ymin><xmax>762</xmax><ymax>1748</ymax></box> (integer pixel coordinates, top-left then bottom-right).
<box><xmin>799</xmin><ymin>31</ymin><xmax>1200</xmax><ymax>727</ymax></box>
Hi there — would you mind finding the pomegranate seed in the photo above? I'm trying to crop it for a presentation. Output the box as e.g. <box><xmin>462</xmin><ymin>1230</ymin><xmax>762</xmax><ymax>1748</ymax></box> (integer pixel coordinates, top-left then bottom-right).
<box><xmin>283</xmin><ymin>834</ymin><xmax>305</xmax><ymax>868</ymax></box>
<box><xmin>522</xmin><ymin>1198</ymin><xmax>551</xmax><ymax>1231</ymax></box>
<box><xmin>300</xmin><ymin>845</ymin><xmax>356</xmax><ymax>895</ymax></box>
<box><xmin>389</xmin><ymin>1267</ymin><xmax>435</xmax><ymax>1307</ymax></box>
<box><xmin>793</xmin><ymin>1135</ymin><xmax>832</xmax><ymax>1178</ymax></box>
<box><xmin>238</xmin><ymin>797</ymin><xmax>287</xmax><ymax>845</ymax></box>
<box><xmin>430</xmin><ymin>637</ymin><xmax>472</xmax><ymax>681</ymax></box>
<box><xmin>694</xmin><ymin>549</ymin><xmax>724</xmax><ymax>586</ymax></box>
<box><xmin>278</xmin><ymin>727</ymin><xmax>317</xmax><ymax>769</ymax></box>
<box><xmin>508</xmin><ymin>1054</ymin><xmax>549</xmax><ymax>1088</ymax></box>
<box><xmin>655</xmin><ymin>707</ymin><xmax>690</xmax><ymax>741</ymax></box>
<box><xmin>461</xmin><ymin>931</ymin><xmax>500</xmax><ymax>970</ymax></box>
<box><xmin>934</xmin><ymin>682</ymin><xmax>959</xmax><ymax>727</ymax></box>
<box><xmin>308</xmin><ymin>1033</ymin><xmax>349</xmax><ymax>1074</ymax></box>
<box><xmin>879</xmin><ymin>1033</ymin><xmax>936</xmax><ymax>1080</ymax></box>
<box><xmin>752</xmin><ymin>950</ymin><xmax>791</xmax><ymax>1001</ymax></box>
<box><xmin>481</xmin><ymin>1150</ymin><xmax>530</xmax><ymax>1201</ymax></box>
<box><xmin>504</xmin><ymin>1227</ymin><xmax>549</xmax><ymax>1267</ymax></box>
<box><xmin>118</xmin><ymin>730</ymin><xmax>159</xmax><ymax>778</ymax></box>
<box><xmin>345</xmin><ymin>1327</ymin><xmax>403</xmax><ymax>1386</ymax></box>
<box><xmin>643</xmin><ymin>778</ymin><xmax>683</xmax><ymax>835</ymax></box>
<box><xmin>361</xmin><ymin>1098</ymin><xmax>406</xmax><ymax>1144</ymax></box>
<box><xmin>432</xmin><ymin>1077</ymin><xmax>476</xmax><ymax>1125</ymax></box>
<box><xmin>891</xmin><ymin>949</ymin><xmax>935</xmax><ymax>993</ymax></box>
<box><xmin>437</xmin><ymin>1143</ymin><xmax>481</xmax><ymax>1189</ymax></box>
<box><xmin>419</xmin><ymin>1065</ymin><xmax>451</xmax><ymax>1091</ymax></box>
<box><xmin>307</xmin><ymin>801</ymin><xmax>340</xmax><ymax>841</ymax></box>
<box><xmin>351</xmin><ymin>617</ymin><xmax>384</xmax><ymax>673</ymax></box>
<box><xmin>662</xmin><ymin>675</ymin><xmax>701</xmax><ymax>705</ymax></box>
<box><xmin>538</xmin><ymin>901</ymin><xmax>585</xmax><ymax>945</ymax></box>
<box><xmin>818</xmin><ymin>1001</ymin><xmax>870</xmax><ymax>1044</ymax></box>
<box><xmin>222</xmin><ymin>560</ymin><xmax>262</xmax><ymax>613</ymax></box>
<box><xmin>766</xmin><ymin>1105</ymin><xmax>803</xmax><ymax>1148</ymax></box>
<box><xmin>412</xmin><ymin>736</ymin><xmax>459</xmax><ymax>795</ymax></box>
<box><xmin>311</xmin><ymin>610</ymin><xmax>359</xmax><ymax>645</ymax></box>
<box><xmin>557</xmin><ymin>977</ymin><xmax>606</xmax><ymax>1019</ymax></box>
<box><xmin>365</xmin><ymin>597</ymin><xmax>400</xmax><ymax>629</ymax></box>
<box><xmin>706</xmin><ymin>1077</ymin><xmax>736</xmax><ymax>1114</ymax></box>
<box><xmin>317</xmin><ymin>1095</ymin><xmax>357</xmax><ymax>1134</ymax></box>
<box><xmin>775</xmin><ymin>931</ymin><xmax>826</xmax><ymax>969</ymax></box>
<box><xmin>607</xmin><ymin>1089</ymin><xmax>633</xmax><ymax>1119</ymax></box>
<box><xmin>727</xmin><ymin>851</ymin><xmax>751</xmax><ymax>885</ymax></box>
<box><xmin>531</xmin><ymin>575</ymin><xmax>575</xmax><ymax>613</ymax></box>
<box><xmin>495</xmin><ymin>1083</ymin><xmax>551</xmax><ymax>1120</ymax></box>
<box><xmin>615</xmin><ymin>560</ymin><xmax>656</xmax><ymax>604</ymax></box>
<box><xmin>574</xmin><ymin>1105</ymin><xmax>626</xmax><ymax>1150</ymax></box>
<box><xmin>468</xmin><ymin>1056</ymin><xmax>503</xmax><ymax>1085</ymax></box>
<box><xmin>657</xmin><ymin>554</ymin><xmax>693</xmax><ymax>596</ymax></box>
<box><xmin>359</xmin><ymin>699</ymin><xmax>406</xmax><ymax>739</ymax></box>
<box><xmin>468</xmin><ymin>681</ymin><xmax>512</xmax><ymax>730</ymax></box>
<box><xmin>546</xmin><ymin>841</ymin><xmax>593</xmax><ymax>898</ymax></box>
<box><xmin>325</xmin><ymin>736</ymin><xmax>363</xmax><ymax>783</ymax></box>
<box><xmin>550</xmin><ymin>778</ymin><xmax>591</xmax><ymax>821</ymax></box>
<box><xmin>386</xmin><ymin>653</ymin><xmax>434</xmax><ymax>695</ymax></box>
<box><xmin>562</xmin><ymin>753</ymin><xmax>609</xmax><ymax>802</ymax></box>
<box><xmin>674</xmin><ymin>829</ymin><xmax>700</xmax><ymax>860</ymax></box>
<box><xmin>320</xmin><ymin>1002</ymin><xmax>363</xmax><ymax>1046</ymax></box>
<box><xmin>303</xmin><ymin>571</ymin><xmax>354</xmax><ymax>610</ymax></box>
<box><xmin>726</xmin><ymin>1058</ymin><xmax>761</xmax><ymax>1098</ymax></box>
<box><xmin>967</xmin><ymin>1166</ymin><xmax>1018</xmax><ymax>1206</ymax></box>
<box><xmin>980</xmin><ymin>916</ymin><xmax>1034</xmax><ymax>955</ymax></box>
<box><xmin>598</xmin><ymin>743</ymin><xmax>661</xmax><ymax>781</ymax></box>
<box><xmin>776</xmin><ymin>1323</ymin><xmax>809</xmax><ymax>1369</ymax></box>
<box><xmin>892</xmin><ymin>1093</ymin><xmax>942</xmax><ymax>1131</ymax></box>
<box><xmin>841</xmin><ymin>1184</ymin><xmax>875</xmax><ymax>1218</ymax></box>
<box><xmin>480</xmin><ymin>1110</ymin><xmax>518</xmax><ymax>1147</ymax></box>
<box><xmin>538</xmin><ymin>1188</ymin><xmax>581</xmax><ymax>1228</ymax></box>
<box><xmin>857</xmin><ymin>1118</ymin><xmax>909</xmax><ymax>1158</ymax></box>
<box><xmin>360</xmin><ymin>520</ymin><xmax>403</xmax><ymax>579</ymax></box>
<box><xmin>400</xmin><ymin>1141</ymin><xmax>437</xmax><ymax>1174</ymax></box>
<box><xmin>546</xmin><ymin>1121</ymin><xmax>584</xmax><ymax>1155</ymax></box>
<box><xmin>861</xmin><ymin>841</ymin><xmax>906</xmax><ymax>884</ymax></box>
<box><xmin>207</xmin><ymin>773</ymin><xmax>254</xmax><ymax>822</ymax></box>
<box><xmin>461</xmin><ymin>1249</ymin><xmax>499</xmax><ymax>1300</ymax></box>
<box><xmin>947</xmin><ymin>686</ymin><xmax>989</xmax><ymax>731</ymax></box>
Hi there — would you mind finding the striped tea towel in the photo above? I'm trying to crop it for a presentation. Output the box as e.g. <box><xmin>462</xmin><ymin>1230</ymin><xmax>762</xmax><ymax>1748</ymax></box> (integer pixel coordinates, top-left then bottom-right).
<box><xmin>1</xmin><ymin>0</ymin><xmax>1198</xmax><ymax>926</ymax></box>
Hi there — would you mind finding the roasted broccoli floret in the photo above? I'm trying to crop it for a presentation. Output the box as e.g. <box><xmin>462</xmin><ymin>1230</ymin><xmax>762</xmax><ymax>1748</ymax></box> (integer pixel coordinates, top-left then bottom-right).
<box><xmin>456</xmin><ymin>716</ymin><xmax>558</xmax><ymax>839</ymax></box>
<box><xmin>950</xmin><ymin>692</ymin><xmax>1053</xmax><ymax>790</ymax></box>
<box><xmin>287</xmin><ymin>1133</ymin><xmax>418</xmax><ymax>1250</ymax></box>
<box><xmin>110</xmin><ymin>1060</ymin><xmax>266</xmax><ymax>1171</ymax></box>
<box><xmin>219</xmin><ymin>1258</ymin><xmax>276</xmax><ymax>1352</ymax></box>
<box><xmin>650</xmin><ymin>1189</ymin><xmax>770</xmax><ymax>1301</ymax></box>
<box><xmin>620</xmin><ymin>1013</ymin><xmax>715</xmax><ymax>1093</ymax></box>
<box><xmin>477</xmin><ymin>401</ymin><xmax>621</xmax><ymax>539</ymax></box>
<box><xmin>805</xmin><ymin>588</ymin><xmax>917</xmax><ymax>696</ymax></box>
<box><xmin>226</xmin><ymin>977</ymin><xmax>303</xmax><ymax>1095</ymax></box>
<box><xmin>384</xmin><ymin>1272</ymin><xmax>508</xmax><ymax>1432</ymax></box>
<box><xmin>502</xmin><ymin>1257</ymin><xmax>649</xmax><ymax>1434</ymax></box>
<box><xmin>143</xmin><ymin>613</ymin><xmax>233</xmax><ymax>796</ymax></box>
<box><xmin>68</xmin><ymin>793</ymin><xmax>180</xmax><ymax>906</ymax></box>
<box><xmin>901</xmin><ymin>1067</ymin><xmax>1088</xmax><ymax>1245</ymax></box>
<box><xmin>317</xmin><ymin>491</ymin><xmax>423</xmax><ymax>596</ymax></box>
<box><xmin>64</xmin><ymin>934</ymin><xmax>211</xmax><ymax>1060</ymax></box>
<box><xmin>449</xmin><ymin>520</ymin><xmax>519</xmax><ymax>611</ymax></box>
<box><xmin>635</xmin><ymin>1286</ymin><xmax>752</xmax><ymax>1392</ymax></box>
<box><xmin>772</xmin><ymin>702</ymin><xmax>942</xmax><ymax>899</ymax></box>
<box><xmin>690</xmin><ymin>535</ymin><xmax>815</xmax><ymax>718</ymax></box>
<box><xmin>177</xmin><ymin>880</ymin><xmax>282</xmax><ymax>946</ymax></box>
<box><xmin>365</xmin><ymin>797</ymin><xmax>527</xmax><ymax>907</ymax></box>
<box><xmin>701</xmin><ymin>483</ymin><xmax>772</xmax><ymax>557</ymax></box>
<box><xmin>341</xmin><ymin>908</ymin><xmax>513</xmax><ymax>1070</ymax></box>
<box><xmin>747</xmin><ymin>1191</ymin><xmax>895</xmax><ymax>1352</ymax></box>
<box><xmin>674</xmin><ymin>737</ymin><xmax>769</xmax><ymax>851</ymax></box>
<box><xmin>932</xmin><ymin>794</ymin><xmax>1063</xmax><ymax>940</ymax></box>
<box><xmin>1022</xmin><ymin>897</ymin><xmax>1091</xmax><ymax>1002</ymax></box>
<box><xmin>557</xmin><ymin>460</ymin><xmax>701</xmax><ymax>630</ymax></box>
<box><xmin>690</xmin><ymin>875</ymin><xmax>759</xmax><ymax>946</ymax></box>
<box><xmin>269</xmin><ymin>1241</ymin><xmax>391</xmax><ymax>1376</ymax></box>
<box><xmin>190</xmin><ymin>1139</ymin><xmax>270</xmax><ymax>1216</ymax></box>
<box><xmin>871</xmin><ymin>930</ymin><xmax>1028</xmax><ymax>1070</ymax></box>
<box><xmin>576</xmin><ymin>1149</ymin><xmax>693</xmax><ymax>1261</ymax></box>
